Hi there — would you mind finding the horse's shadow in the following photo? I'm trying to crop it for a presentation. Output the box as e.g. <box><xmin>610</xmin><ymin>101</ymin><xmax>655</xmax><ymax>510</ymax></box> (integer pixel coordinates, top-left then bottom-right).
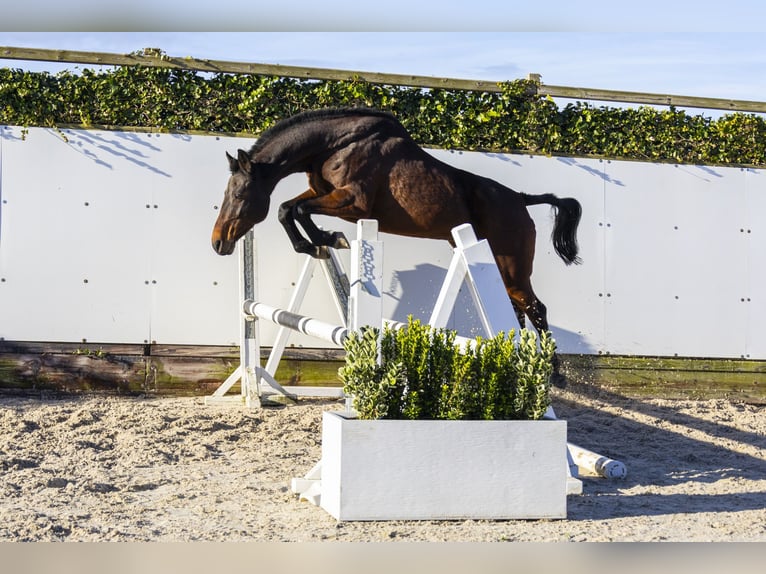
<box><xmin>553</xmin><ymin>385</ymin><xmax>766</xmax><ymax>520</ymax></box>
<box><xmin>387</xmin><ymin>263</ymin><xmax>481</xmax><ymax>331</ymax></box>
<box><xmin>388</xmin><ymin>263</ymin><xmax>596</xmax><ymax>352</ymax></box>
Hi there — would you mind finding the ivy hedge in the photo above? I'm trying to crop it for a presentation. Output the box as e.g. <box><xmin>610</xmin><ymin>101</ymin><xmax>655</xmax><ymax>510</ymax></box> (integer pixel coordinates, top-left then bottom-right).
<box><xmin>1</xmin><ymin>64</ymin><xmax>765</xmax><ymax>166</ymax></box>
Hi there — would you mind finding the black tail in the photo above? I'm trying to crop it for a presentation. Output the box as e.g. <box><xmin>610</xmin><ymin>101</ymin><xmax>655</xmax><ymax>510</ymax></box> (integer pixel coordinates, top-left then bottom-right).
<box><xmin>522</xmin><ymin>193</ymin><xmax>582</xmax><ymax>265</ymax></box>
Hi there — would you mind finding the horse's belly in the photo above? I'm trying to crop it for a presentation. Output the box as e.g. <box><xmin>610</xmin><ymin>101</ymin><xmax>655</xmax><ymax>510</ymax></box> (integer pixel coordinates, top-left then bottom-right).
<box><xmin>374</xmin><ymin>190</ymin><xmax>470</xmax><ymax>239</ymax></box>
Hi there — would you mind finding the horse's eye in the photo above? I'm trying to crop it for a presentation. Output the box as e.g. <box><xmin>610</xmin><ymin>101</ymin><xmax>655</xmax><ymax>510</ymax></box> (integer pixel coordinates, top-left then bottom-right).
<box><xmin>234</xmin><ymin>190</ymin><xmax>249</xmax><ymax>200</ymax></box>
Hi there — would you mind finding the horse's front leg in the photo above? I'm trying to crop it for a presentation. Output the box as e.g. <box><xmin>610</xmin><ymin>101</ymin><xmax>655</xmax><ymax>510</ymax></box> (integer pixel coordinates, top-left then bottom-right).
<box><xmin>293</xmin><ymin>203</ymin><xmax>350</xmax><ymax>251</ymax></box>
<box><xmin>277</xmin><ymin>190</ymin><xmax>321</xmax><ymax>256</ymax></box>
<box><xmin>278</xmin><ymin>190</ymin><xmax>351</xmax><ymax>258</ymax></box>
<box><xmin>293</xmin><ymin>185</ymin><xmax>370</xmax><ymax>250</ymax></box>
<box><xmin>292</xmin><ymin>185</ymin><xmax>370</xmax><ymax>251</ymax></box>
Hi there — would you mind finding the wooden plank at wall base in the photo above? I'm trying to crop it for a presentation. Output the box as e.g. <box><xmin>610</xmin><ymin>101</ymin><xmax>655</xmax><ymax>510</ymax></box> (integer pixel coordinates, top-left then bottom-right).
<box><xmin>0</xmin><ymin>342</ymin><xmax>149</xmax><ymax>394</ymax></box>
<box><xmin>0</xmin><ymin>341</ymin><xmax>763</xmax><ymax>402</ymax></box>
<box><xmin>146</xmin><ymin>356</ymin><xmax>240</xmax><ymax>396</ymax></box>
<box><xmin>560</xmin><ymin>355</ymin><xmax>766</xmax><ymax>403</ymax></box>
<box><xmin>0</xmin><ymin>341</ymin><xmax>343</xmax><ymax>396</ymax></box>
<box><xmin>0</xmin><ymin>342</ymin><xmax>221</xmax><ymax>395</ymax></box>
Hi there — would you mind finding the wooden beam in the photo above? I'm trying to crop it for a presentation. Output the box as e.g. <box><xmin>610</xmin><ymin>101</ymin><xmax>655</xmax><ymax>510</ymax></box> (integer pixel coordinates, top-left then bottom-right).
<box><xmin>0</xmin><ymin>46</ymin><xmax>499</xmax><ymax>92</ymax></box>
<box><xmin>538</xmin><ymin>84</ymin><xmax>766</xmax><ymax>114</ymax></box>
<box><xmin>561</xmin><ymin>355</ymin><xmax>766</xmax><ymax>404</ymax></box>
<box><xmin>3</xmin><ymin>45</ymin><xmax>766</xmax><ymax>113</ymax></box>
<box><xmin>1</xmin><ymin>341</ymin><xmax>763</xmax><ymax>402</ymax></box>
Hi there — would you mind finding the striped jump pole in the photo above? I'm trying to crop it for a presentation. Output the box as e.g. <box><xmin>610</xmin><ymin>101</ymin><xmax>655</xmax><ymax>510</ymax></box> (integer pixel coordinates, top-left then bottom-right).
<box><xmin>242</xmin><ymin>300</ymin><xmax>349</xmax><ymax>347</ymax></box>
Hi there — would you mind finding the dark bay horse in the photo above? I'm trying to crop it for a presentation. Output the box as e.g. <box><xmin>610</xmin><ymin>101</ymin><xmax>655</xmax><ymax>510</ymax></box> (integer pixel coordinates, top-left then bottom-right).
<box><xmin>212</xmin><ymin>107</ymin><xmax>581</xmax><ymax>340</ymax></box>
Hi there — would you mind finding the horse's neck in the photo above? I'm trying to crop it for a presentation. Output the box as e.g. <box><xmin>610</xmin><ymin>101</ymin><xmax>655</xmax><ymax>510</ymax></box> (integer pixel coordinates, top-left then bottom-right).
<box><xmin>255</xmin><ymin>127</ymin><xmax>335</xmax><ymax>175</ymax></box>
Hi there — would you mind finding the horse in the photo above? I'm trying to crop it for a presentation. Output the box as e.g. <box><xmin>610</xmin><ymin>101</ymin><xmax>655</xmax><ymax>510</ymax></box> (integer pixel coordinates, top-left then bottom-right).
<box><xmin>212</xmin><ymin>107</ymin><xmax>582</xmax><ymax>368</ymax></box>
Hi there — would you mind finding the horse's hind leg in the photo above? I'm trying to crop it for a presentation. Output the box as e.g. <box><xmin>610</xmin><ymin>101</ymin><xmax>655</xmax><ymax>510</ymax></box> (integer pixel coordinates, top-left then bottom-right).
<box><xmin>511</xmin><ymin>290</ymin><xmax>566</xmax><ymax>388</ymax></box>
<box><xmin>500</xmin><ymin>273</ymin><xmax>566</xmax><ymax>388</ymax></box>
<box><xmin>511</xmin><ymin>301</ymin><xmax>526</xmax><ymax>329</ymax></box>
<box><xmin>506</xmin><ymin>286</ymin><xmax>549</xmax><ymax>334</ymax></box>
<box><xmin>520</xmin><ymin>295</ymin><xmax>549</xmax><ymax>334</ymax></box>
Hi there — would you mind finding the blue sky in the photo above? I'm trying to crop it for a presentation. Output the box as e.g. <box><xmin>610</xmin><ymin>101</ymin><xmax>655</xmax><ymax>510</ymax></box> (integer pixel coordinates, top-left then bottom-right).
<box><xmin>2</xmin><ymin>5</ymin><xmax>766</xmax><ymax>110</ymax></box>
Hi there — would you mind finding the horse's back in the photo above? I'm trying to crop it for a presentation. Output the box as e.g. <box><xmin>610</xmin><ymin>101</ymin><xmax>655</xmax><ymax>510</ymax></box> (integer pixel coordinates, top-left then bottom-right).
<box><xmin>304</xmin><ymin>108</ymin><xmax>534</xmax><ymax>244</ymax></box>
<box><xmin>315</xmin><ymin>108</ymin><xmax>412</xmax><ymax>143</ymax></box>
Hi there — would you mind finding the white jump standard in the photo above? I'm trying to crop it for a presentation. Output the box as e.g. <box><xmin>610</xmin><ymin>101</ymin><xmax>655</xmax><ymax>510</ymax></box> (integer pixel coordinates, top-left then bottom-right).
<box><xmin>206</xmin><ymin>219</ymin><xmax>382</xmax><ymax>405</ymax></box>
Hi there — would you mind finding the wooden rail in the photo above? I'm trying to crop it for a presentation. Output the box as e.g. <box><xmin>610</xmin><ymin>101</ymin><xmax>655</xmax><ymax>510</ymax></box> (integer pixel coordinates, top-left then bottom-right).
<box><xmin>1</xmin><ymin>341</ymin><xmax>763</xmax><ymax>402</ymax></box>
<box><xmin>3</xmin><ymin>45</ymin><xmax>766</xmax><ymax>114</ymax></box>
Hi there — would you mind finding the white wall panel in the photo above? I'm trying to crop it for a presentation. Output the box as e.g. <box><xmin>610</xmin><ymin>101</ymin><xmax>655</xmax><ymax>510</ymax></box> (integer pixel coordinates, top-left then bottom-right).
<box><xmin>745</xmin><ymin>168</ymin><xmax>766</xmax><ymax>359</ymax></box>
<box><xmin>143</xmin><ymin>133</ymin><xmax>240</xmax><ymax>345</ymax></box>
<box><xmin>1</xmin><ymin>126</ymin><xmax>764</xmax><ymax>360</ymax></box>
<box><xmin>0</xmin><ymin>127</ymin><xmax>154</xmax><ymax>343</ymax></box>
<box><xmin>603</xmin><ymin>162</ymin><xmax>749</xmax><ymax>357</ymax></box>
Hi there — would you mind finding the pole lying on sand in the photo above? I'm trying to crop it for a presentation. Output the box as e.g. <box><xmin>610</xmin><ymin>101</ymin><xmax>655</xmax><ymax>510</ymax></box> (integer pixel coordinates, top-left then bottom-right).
<box><xmin>567</xmin><ymin>443</ymin><xmax>627</xmax><ymax>479</ymax></box>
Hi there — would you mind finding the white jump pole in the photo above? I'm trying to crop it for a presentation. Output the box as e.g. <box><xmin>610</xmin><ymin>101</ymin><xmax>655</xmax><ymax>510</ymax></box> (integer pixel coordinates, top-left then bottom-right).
<box><xmin>242</xmin><ymin>300</ymin><xmax>349</xmax><ymax>347</ymax></box>
<box><xmin>567</xmin><ymin>443</ymin><xmax>627</xmax><ymax>479</ymax></box>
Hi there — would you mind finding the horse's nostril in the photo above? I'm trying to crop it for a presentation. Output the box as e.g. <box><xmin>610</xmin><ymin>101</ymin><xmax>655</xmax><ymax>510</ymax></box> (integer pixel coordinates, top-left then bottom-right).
<box><xmin>213</xmin><ymin>239</ymin><xmax>222</xmax><ymax>253</ymax></box>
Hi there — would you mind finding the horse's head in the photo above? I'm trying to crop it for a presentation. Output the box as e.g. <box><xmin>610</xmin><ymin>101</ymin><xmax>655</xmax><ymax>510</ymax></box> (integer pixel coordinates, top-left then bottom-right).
<box><xmin>211</xmin><ymin>149</ymin><xmax>271</xmax><ymax>255</ymax></box>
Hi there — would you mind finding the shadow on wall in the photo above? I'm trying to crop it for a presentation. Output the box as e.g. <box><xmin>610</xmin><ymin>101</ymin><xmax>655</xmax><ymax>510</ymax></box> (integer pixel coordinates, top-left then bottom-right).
<box><xmin>548</xmin><ymin>324</ymin><xmax>597</xmax><ymax>355</ymax></box>
<box><xmin>556</xmin><ymin>157</ymin><xmax>625</xmax><ymax>187</ymax></box>
<box><xmin>62</xmin><ymin>130</ymin><xmax>173</xmax><ymax>177</ymax></box>
<box><xmin>1</xmin><ymin>125</ymin><xmax>25</xmax><ymax>142</ymax></box>
<box><xmin>481</xmin><ymin>152</ymin><xmax>523</xmax><ymax>167</ymax></box>
<box><xmin>387</xmin><ymin>263</ymin><xmax>596</xmax><ymax>355</ymax></box>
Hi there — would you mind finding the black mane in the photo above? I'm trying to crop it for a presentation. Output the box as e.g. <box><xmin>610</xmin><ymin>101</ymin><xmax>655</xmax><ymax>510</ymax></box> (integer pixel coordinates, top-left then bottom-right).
<box><xmin>248</xmin><ymin>108</ymin><xmax>397</xmax><ymax>155</ymax></box>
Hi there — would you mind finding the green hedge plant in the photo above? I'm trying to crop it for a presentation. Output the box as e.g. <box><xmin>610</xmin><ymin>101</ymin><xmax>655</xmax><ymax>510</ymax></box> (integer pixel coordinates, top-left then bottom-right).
<box><xmin>338</xmin><ymin>317</ymin><xmax>556</xmax><ymax>421</ymax></box>
<box><xmin>2</xmin><ymin>64</ymin><xmax>765</xmax><ymax>166</ymax></box>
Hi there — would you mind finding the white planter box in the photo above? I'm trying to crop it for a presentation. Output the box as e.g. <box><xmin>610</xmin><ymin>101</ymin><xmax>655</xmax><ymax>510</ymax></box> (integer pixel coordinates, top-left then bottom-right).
<box><xmin>319</xmin><ymin>411</ymin><xmax>568</xmax><ymax>521</ymax></box>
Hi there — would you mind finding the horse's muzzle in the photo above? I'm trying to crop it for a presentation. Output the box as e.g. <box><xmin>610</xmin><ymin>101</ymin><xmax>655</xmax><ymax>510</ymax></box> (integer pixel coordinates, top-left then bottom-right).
<box><xmin>212</xmin><ymin>238</ymin><xmax>236</xmax><ymax>256</ymax></box>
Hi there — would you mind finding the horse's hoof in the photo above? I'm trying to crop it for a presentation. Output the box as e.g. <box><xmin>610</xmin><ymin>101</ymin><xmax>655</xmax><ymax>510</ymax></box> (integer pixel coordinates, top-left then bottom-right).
<box><xmin>550</xmin><ymin>372</ymin><xmax>567</xmax><ymax>389</ymax></box>
<box><xmin>294</xmin><ymin>240</ymin><xmax>319</xmax><ymax>257</ymax></box>
<box><xmin>332</xmin><ymin>232</ymin><xmax>350</xmax><ymax>250</ymax></box>
<box><xmin>314</xmin><ymin>246</ymin><xmax>331</xmax><ymax>259</ymax></box>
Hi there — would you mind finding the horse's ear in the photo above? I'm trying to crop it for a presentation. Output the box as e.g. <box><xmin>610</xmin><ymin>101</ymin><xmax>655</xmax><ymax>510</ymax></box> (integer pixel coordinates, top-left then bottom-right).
<box><xmin>226</xmin><ymin>151</ymin><xmax>239</xmax><ymax>173</ymax></box>
<box><xmin>237</xmin><ymin>149</ymin><xmax>253</xmax><ymax>174</ymax></box>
